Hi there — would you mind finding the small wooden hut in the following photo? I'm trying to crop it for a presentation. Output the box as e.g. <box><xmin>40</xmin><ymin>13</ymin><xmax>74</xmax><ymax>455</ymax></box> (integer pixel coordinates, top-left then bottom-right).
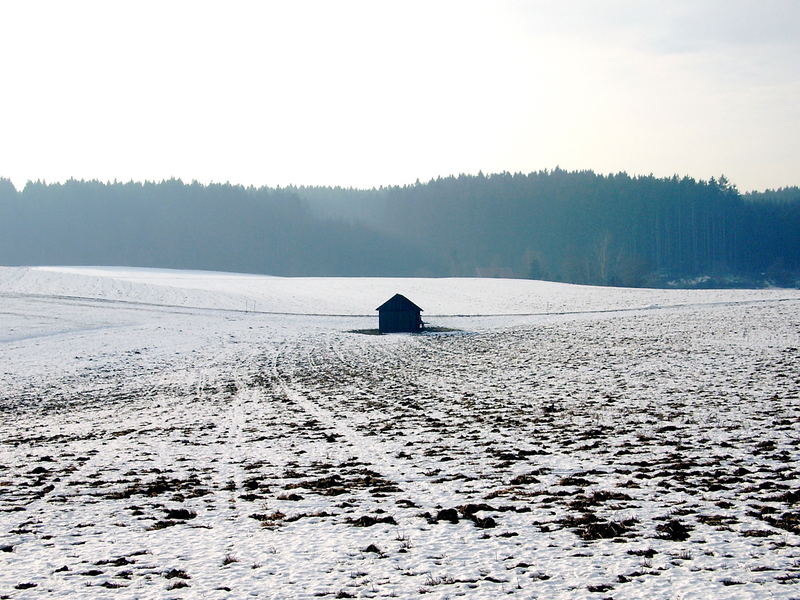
<box><xmin>376</xmin><ymin>294</ymin><xmax>423</xmax><ymax>333</ymax></box>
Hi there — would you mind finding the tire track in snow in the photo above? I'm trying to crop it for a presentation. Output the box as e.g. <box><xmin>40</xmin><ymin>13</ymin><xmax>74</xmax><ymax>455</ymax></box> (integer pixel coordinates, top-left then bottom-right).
<box><xmin>192</xmin><ymin>343</ymin><xmax>273</xmax><ymax>566</ymax></box>
<box><xmin>270</xmin><ymin>340</ymin><xmax>440</xmax><ymax>510</ymax></box>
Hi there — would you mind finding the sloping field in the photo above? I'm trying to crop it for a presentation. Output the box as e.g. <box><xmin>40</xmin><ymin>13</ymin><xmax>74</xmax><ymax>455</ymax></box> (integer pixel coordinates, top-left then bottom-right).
<box><xmin>2</xmin><ymin>265</ymin><xmax>796</xmax><ymax>315</ymax></box>
<box><xmin>1</xmin><ymin>267</ymin><xmax>799</xmax><ymax>599</ymax></box>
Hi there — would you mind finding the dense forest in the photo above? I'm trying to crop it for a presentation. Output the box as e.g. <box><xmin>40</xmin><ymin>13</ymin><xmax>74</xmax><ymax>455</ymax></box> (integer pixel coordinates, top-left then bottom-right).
<box><xmin>0</xmin><ymin>170</ymin><xmax>798</xmax><ymax>287</ymax></box>
<box><xmin>0</xmin><ymin>178</ymin><xmax>429</xmax><ymax>277</ymax></box>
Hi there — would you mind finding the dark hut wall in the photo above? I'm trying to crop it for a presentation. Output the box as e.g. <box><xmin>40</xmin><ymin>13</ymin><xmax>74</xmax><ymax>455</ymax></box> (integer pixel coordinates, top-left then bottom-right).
<box><xmin>379</xmin><ymin>310</ymin><xmax>420</xmax><ymax>333</ymax></box>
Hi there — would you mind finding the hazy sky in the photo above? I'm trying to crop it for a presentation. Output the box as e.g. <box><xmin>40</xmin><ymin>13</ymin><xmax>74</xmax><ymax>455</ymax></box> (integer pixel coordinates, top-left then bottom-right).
<box><xmin>1</xmin><ymin>0</ymin><xmax>798</xmax><ymax>192</ymax></box>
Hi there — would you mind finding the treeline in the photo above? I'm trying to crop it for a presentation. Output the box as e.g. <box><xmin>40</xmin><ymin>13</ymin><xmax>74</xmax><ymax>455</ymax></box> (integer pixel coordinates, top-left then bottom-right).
<box><xmin>0</xmin><ymin>178</ymin><xmax>433</xmax><ymax>276</ymax></box>
<box><xmin>0</xmin><ymin>171</ymin><xmax>798</xmax><ymax>287</ymax></box>
<box><xmin>298</xmin><ymin>170</ymin><xmax>800</xmax><ymax>287</ymax></box>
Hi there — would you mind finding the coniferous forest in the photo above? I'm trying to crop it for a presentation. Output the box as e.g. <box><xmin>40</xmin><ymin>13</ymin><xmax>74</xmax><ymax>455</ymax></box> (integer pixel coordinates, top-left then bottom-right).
<box><xmin>0</xmin><ymin>170</ymin><xmax>798</xmax><ymax>287</ymax></box>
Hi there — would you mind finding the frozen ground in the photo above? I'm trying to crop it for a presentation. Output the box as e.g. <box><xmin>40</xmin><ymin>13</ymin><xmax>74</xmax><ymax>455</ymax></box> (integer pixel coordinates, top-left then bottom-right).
<box><xmin>1</xmin><ymin>266</ymin><xmax>799</xmax><ymax>599</ymax></box>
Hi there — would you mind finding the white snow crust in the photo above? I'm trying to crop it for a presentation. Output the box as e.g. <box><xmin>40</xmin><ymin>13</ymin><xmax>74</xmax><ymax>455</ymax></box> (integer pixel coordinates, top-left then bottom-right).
<box><xmin>2</xmin><ymin>265</ymin><xmax>795</xmax><ymax>316</ymax></box>
<box><xmin>1</xmin><ymin>266</ymin><xmax>799</xmax><ymax>599</ymax></box>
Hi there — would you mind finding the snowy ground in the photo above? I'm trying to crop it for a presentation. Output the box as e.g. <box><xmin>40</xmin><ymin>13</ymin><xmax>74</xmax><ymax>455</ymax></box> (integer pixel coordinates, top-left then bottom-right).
<box><xmin>1</xmin><ymin>266</ymin><xmax>799</xmax><ymax>599</ymax></box>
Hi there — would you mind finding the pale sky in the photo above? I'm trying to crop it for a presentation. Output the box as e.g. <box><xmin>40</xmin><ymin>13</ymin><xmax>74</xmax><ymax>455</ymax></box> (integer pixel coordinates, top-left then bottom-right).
<box><xmin>1</xmin><ymin>0</ymin><xmax>798</xmax><ymax>192</ymax></box>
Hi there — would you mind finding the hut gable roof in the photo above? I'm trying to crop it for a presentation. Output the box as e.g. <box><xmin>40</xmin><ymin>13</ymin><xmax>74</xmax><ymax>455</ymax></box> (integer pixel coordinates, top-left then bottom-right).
<box><xmin>376</xmin><ymin>293</ymin><xmax>423</xmax><ymax>312</ymax></box>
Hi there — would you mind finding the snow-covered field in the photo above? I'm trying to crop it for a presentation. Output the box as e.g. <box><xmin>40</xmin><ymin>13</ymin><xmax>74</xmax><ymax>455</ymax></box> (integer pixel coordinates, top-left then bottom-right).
<box><xmin>1</xmin><ymin>266</ymin><xmax>799</xmax><ymax>599</ymax></box>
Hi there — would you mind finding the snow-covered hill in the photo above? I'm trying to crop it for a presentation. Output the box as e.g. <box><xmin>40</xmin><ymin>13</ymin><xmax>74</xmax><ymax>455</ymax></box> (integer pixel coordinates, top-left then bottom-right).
<box><xmin>1</xmin><ymin>265</ymin><xmax>796</xmax><ymax>316</ymax></box>
<box><xmin>1</xmin><ymin>267</ymin><xmax>799</xmax><ymax>599</ymax></box>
